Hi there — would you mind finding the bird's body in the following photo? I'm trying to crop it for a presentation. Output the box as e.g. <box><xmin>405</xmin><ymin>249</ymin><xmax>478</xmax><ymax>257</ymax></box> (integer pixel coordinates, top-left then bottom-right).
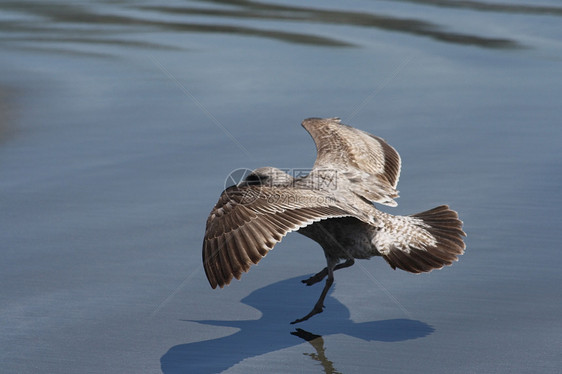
<box><xmin>299</xmin><ymin>217</ymin><xmax>378</xmax><ymax>261</ymax></box>
<box><xmin>203</xmin><ymin>118</ymin><xmax>465</xmax><ymax>323</ymax></box>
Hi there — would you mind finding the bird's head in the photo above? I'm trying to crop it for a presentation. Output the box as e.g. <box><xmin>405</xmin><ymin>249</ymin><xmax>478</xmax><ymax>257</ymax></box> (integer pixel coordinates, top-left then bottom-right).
<box><xmin>238</xmin><ymin>167</ymin><xmax>293</xmax><ymax>188</ymax></box>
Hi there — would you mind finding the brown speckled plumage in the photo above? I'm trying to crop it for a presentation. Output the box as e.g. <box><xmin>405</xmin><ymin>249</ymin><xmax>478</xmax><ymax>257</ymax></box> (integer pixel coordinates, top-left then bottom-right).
<box><xmin>203</xmin><ymin>117</ymin><xmax>465</xmax><ymax>323</ymax></box>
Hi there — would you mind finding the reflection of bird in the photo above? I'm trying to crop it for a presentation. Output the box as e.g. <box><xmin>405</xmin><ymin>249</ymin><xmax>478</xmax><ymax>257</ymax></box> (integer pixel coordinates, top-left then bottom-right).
<box><xmin>203</xmin><ymin>117</ymin><xmax>466</xmax><ymax>324</ymax></box>
<box><xmin>291</xmin><ymin>328</ymin><xmax>342</xmax><ymax>374</ymax></box>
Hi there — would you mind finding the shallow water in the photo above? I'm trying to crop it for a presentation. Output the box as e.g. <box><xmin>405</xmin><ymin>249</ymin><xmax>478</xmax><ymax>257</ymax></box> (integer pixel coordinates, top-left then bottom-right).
<box><xmin>1</xmin><ymin>1</ymin><xmax>561</xmax><ymax>373</ymax></box>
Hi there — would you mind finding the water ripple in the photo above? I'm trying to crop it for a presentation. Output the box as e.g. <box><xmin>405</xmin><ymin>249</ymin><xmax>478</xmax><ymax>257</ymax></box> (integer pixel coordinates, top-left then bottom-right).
<box><xmin>2</xmin><ymin>0</ymin><xmax>557</xmax><ymax>56</ymax></box>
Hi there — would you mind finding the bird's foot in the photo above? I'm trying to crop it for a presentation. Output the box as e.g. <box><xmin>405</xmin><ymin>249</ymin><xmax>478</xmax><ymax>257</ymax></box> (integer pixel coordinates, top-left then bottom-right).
<box><xmin>290</xmin><ymin>304</ymin><xmax>324</xmax><ymax>324</ymax></box>
<box><xmin>301</xmin><ymin>271</ymin><xmax>327</xmax><ymax>286</ymax></box>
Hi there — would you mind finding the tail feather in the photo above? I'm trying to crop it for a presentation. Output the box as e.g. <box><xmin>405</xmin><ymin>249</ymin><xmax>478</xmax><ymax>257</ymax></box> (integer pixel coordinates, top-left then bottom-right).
<box><xmin>376</xmin><ymin>205</ymin><xmax>466</xmax><ymax>273</ymax></box>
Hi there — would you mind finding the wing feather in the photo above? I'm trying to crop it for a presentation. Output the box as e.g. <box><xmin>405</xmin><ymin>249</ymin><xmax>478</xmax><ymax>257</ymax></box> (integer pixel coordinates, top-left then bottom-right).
<box><xmin>302</xmin><ymin>117</ymin><xmax>401</xmax><ymax>206</ymax></box>
<box><xmin>237</xmin><ymin>225</ymin><xmax>263</xmax><ymax>264</ymax></box>
<box><xmin>203</xmin><ymin>185</ymin><xmax>353</xmax><ymax>288</ymax></box>
<box><xmin>227</xmin><ymin>231</ymin><xmax>252</xmax><ymax>270</ymax></box>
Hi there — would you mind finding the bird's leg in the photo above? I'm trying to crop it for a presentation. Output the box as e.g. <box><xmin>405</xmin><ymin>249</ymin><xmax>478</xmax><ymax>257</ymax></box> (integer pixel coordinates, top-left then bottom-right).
<box><xmin>301</xmin><ymin>259</ymin><xmax>354</xmax><ymax>286</ymax></box>
<box><xmin>291</xmin><ymin>261</ymin><xmax>338</xmax><ymax>324</ymax></box>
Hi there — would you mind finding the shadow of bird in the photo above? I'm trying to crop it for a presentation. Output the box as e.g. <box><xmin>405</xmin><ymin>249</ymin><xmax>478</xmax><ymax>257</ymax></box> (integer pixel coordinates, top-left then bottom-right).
<box><xmin>161</xmin><ymin>275</ymin><xmax>434</xmax><ymax>373</ymax></box>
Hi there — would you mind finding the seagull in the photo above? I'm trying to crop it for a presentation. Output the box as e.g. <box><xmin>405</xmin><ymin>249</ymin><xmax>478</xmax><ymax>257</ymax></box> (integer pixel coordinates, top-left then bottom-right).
<box><xmin>203</xmin><ymin>117</ymin><xmax>466</xmax><ymax>324</ymax></box>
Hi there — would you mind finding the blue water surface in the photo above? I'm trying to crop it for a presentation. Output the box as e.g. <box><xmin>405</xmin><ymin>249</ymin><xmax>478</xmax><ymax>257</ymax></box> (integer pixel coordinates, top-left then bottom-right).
<box><xmin>1</xmin><ymin>1</ymin><xmax>561</xmax><ymax>373</ymax></box>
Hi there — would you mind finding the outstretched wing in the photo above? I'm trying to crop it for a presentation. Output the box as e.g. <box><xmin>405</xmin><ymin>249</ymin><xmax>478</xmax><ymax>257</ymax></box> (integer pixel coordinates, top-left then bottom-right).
<box><xmin>203</xmin><ymin>185</ymin><xmax>353</xmax><ymax>288</ymax></box>
<box><xmin>302</xmin><ymin>117</ymin><xmax>401</xmax><ymax>206</ymax></box>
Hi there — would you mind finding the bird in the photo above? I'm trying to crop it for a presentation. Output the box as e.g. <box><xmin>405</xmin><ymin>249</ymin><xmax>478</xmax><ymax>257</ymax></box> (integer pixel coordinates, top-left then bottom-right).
<box><xmin>202</xmin><ymin>117</ymin><xmax>466</xmax><ymax>324</ymax></box>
